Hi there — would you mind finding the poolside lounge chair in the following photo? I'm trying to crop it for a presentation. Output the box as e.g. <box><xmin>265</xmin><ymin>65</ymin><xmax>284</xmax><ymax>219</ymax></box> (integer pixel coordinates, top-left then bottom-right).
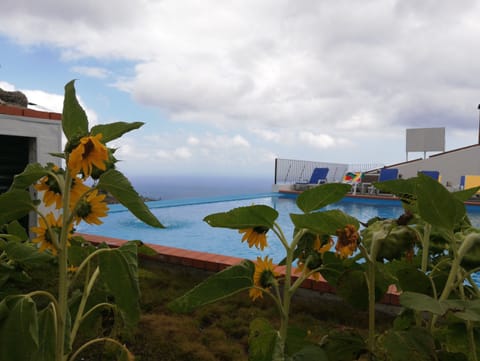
<box><xmin>368</xmin><ymin>168</ymin><xmax>399</xmax><ymax>194</ymax></box>
<box><xmin>294</xmin><ymin>167</ymin><xmax>329</xmax><ymax>191</ymax></box>
<box><xmin>420</xmin><ymin>170</ymin><xmax>440</xmax><ymax>181</ymax></box>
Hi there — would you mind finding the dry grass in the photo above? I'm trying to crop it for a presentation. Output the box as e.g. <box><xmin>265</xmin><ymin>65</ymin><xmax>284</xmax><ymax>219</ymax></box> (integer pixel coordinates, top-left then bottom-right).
<box><xmin>121</xmin><ymin>259</ymin><xmax>396</xmax><ymax>361</ymax></box>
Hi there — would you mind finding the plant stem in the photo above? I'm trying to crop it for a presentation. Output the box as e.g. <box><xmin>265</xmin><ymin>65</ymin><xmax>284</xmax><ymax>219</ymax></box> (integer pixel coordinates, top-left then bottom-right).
<box><xmin>367</xmin><ymin>258</ymin><xmax>376</xmax><ymax>359</ymax></box>
<box><xmin>56</xmin><ymin>168</ymin><xmax>72</xmax><ymax>361</ymax></box>
<box><xmin>467</xmin><ymin>320</ymin><xmax>478</xmax><ymax>361</ymax></box>
<box><xmin>420</xmin><ymin>223</ymin><xmax>431</xmax><ymax>273</ymax></box>
<box><xmin>70</xmin><ymin>266</ymin><xmax>100</xmax><ymax>346</ymax></box>
<box><xmin>68</xmin><ymin>337</ymin><xmax>131</xmax><ymax>361</ymax></box>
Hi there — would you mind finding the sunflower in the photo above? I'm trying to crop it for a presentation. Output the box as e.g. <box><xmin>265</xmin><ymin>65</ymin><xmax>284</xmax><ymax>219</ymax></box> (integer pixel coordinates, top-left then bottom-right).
<box><xmin>239</xmin><ymin>226</ymin><xmax>269</xmax><ymax>250</ymax></box>
<box><xmin>296</xmin><ymin>235</ymin><xmax>333</xmax><ymax>280</ymax></box>
<box><xmin>249</xmin><ymin>256</ymin><xmax>278</xmax><ymax>301</ymax></box>
<box><xmin>335</xmin><ymin>224</ymin><xmax>360</xmax><ymax>259</ymax></box>
<box><xmin>73</xmin><ymin>189</ymin><xmax>109</xmax><ymax>225</ymax></box>
<box><xmin>68</xmin><ymin>134</ymin><xmax>108</xmax><ymax>178</ymax></box>
<box><xmin>31</xmin><ymin>212</ymin><xmax>68</xmax><ymax>255</ymax></box>
<box><xmin>35</xmin><ymin>165</ymin><xmax>64</xmax><ymax>209</ymax></box>
<box><xmin>69</xmin><ymin>177</ymin><xmax>90</xmax><ymax>208</ymax></box>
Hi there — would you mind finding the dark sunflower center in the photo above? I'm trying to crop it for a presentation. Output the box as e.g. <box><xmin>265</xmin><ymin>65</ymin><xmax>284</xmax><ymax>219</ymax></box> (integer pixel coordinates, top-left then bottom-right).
<box><xmin>83</xmin><ymin>139</ymin><xmax>95</xmax><ymax>158</ymax></box>
<box><xmin>46</xmin><ymin>177</ymin><xmax>61</xmax><ymax>194</ymax></box>
<box><xmin>259</xmin><ymin>270</ymin><xmax>274</xmax><ymax>288</ymax></box>
<box><xmin>76</xmin><ymin>201</ymin><xmax>92</xmax><ymax>218</ymax></box>
<box><xmin>253</xmin><ymin>226</ymin><xmax>268</xmax><ymax>234</ymax></box>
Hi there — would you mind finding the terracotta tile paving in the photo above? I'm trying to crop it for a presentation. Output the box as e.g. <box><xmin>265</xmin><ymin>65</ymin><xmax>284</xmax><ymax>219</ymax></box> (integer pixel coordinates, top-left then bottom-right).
<box><xmin>77</xmin><ymin>232</ymin><xmax>400</xmax><ymax>306</ymax></box>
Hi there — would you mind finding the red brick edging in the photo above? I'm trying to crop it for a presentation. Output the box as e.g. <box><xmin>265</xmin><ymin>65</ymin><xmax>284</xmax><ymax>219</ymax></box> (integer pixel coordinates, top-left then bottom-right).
<box><xmin>77</xmin><ymin>233</ymin><xmax>400</xmax><ymax>306</ymax></box>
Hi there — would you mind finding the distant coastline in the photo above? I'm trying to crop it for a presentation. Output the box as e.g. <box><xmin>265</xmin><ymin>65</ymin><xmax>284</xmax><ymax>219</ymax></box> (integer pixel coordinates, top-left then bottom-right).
<box><xmin>125</xmin><ymin>174</ymin><xmax>274</xmax><ymax>201</ymax></box>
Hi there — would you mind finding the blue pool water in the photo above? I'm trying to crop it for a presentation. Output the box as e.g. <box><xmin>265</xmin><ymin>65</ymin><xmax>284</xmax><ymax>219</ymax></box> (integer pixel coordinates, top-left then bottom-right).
<box><xmin>77</xmin><ymin>193</ymin><xmax>480</xmax><ymax>263</ymax></box>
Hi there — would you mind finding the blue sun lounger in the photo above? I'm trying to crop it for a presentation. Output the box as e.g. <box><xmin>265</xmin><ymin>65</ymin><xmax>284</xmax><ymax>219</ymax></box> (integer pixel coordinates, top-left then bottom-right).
<box><xmin>419</xmin><ymin>170</ymin><xmax>440</xmax><ymax>181</ymax></box>
<box><xmin>294</xmin><ymin>167</ymin><xmax>329</xmax><ymax>190</ymax></box>
<box><xmin>368</xmin><ymin>168</ymin><xmax>399</xmax><ymax>194</ymax></box>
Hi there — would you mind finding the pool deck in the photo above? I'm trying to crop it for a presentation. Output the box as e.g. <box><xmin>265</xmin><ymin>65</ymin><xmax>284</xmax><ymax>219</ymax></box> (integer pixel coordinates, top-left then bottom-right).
<box><xmin>279</xmin><ymin>188</ymin><xmax>480</xmax><ymax>205</ymax></box>
<box><xmin>77</xmin><ymin>232</ymin><xmax>401</xmax><ymax>307</ymax></box>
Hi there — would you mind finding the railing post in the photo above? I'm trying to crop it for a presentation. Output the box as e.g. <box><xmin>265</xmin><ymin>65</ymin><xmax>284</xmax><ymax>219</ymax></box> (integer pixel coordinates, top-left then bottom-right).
<box><xmin>274</xmin><ymin>158</ymin><xmax>278</xmax><ymax>185</ymax></box>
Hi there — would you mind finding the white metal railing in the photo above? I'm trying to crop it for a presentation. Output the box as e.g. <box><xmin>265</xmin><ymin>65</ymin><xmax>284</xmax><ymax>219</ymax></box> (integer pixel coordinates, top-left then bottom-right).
<box><xmin>274</xmin><ymin>158</ymin><xmax>384</xmax><ymax>184</ymax></box>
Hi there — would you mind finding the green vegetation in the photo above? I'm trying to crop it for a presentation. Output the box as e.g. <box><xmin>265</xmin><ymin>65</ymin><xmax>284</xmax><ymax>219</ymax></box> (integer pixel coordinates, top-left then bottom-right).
<box><xmin>124</xmin><ymin>260</ymin><xmax>394</xmax><ymax>361</ymax></box>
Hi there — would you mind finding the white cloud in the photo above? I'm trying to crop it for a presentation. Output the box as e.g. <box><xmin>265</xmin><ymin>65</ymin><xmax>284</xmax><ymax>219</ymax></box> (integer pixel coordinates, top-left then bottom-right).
<box><xmin>71</xmin><ymin>66</ymin><xmax>110</xmax><ymax>79</ymax></box>
<box><xmin>2</xmin><ymin>0</ymin><xmax>480</xmax><ymax>173</ymax></box>
<box><xmin>298</xmin><ymin>131</ymin><xmax>336</xmax><ymax>149</ymax></box>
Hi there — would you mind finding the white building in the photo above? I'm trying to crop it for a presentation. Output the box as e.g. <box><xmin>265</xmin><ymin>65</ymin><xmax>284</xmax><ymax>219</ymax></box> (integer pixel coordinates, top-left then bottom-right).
<box><xmin>0</xmin><ymin>103</ymin><xmax>62</xmax><ymax>227</ymax></box>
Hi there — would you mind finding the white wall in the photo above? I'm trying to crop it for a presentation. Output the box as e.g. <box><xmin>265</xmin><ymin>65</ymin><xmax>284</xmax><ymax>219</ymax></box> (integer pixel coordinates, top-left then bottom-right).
<box><xmin>0</xmin><ymin>113</ymin><xmax>62</xmax><ymax>166</ymax></box>
<box><xmin>391</xmin><ymin>145</ymin><xmax>480</xmax><ymax>188</ymax></box>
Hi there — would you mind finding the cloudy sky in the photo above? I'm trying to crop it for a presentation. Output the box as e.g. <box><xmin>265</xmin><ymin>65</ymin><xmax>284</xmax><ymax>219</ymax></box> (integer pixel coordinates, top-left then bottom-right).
<box><xmin>1</xmin><ymin>0</ymin><xmax>479</xmax><ymax>179</ymax></box>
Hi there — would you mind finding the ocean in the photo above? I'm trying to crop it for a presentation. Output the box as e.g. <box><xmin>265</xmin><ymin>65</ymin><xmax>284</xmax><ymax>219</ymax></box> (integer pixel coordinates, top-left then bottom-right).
<box><xmin>126</xmin><ymin>174</ymin><xmax>274</xmax><ymax>200</ymax></box>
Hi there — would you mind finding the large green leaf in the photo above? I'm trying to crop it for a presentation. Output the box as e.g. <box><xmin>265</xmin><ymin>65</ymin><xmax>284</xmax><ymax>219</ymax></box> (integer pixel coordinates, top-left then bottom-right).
<box><xmin>336</xmin><ymin>269</ymin><xmax>369</xmax><ymax>310</ymax></box>
<box><xmin>97</xmin><ymin>169</ymin><xmax>164</xmax><ymax>228</ymax></box>
<box><xmin>98</xmin><ymin>242</ymin><xmax>140</xmax><ymax>328</ymax></box>
<box><xmin>448</xmin><ymin>299</ymin><xmax>480</xmax><ymax>322</ymax></box>
<box><xmin>0</xmin><ymin>295</ymin><xmax>39</xmax><ymax>361</ymax></box>
<box><xmin>453</xmin><ymin>187</ymin><xmax>480</xmax><ymax>202</ymax></box>
<box><xmin>4</xmin><ymin>242</ymin><xmax>52</xmax><ymax>266</ymax></box>
<box><xmin>416</xmin><ymin>173</ymin><xmax>464</xmax><ymax>230</ymax></box>
<box><xmin>291</xmin><ymin>345</ymin><xmax>328</xmax><ymax>361</ymax></box>
<box><xmin>290</xmin><ymin>209</ymin><xmax>359</xmax><ymax>235</ymax></box>
<box><xmin>204</xmin><ymin>205</ymin><xmax>278</xmax><ymax>229</ymax></box>
<box><xmin>33</xmin><ymin>306</ymin><xmax>56</xmax><ymax>361</ymax></box>
<box><xmin>399</xmin><ymin>291</ymin><xmax>445</xmax><ymax>315</ymax></box>
<box><xmin>322</xmin><ymin>331</ymin><xmax>366</xmax><ymax>361</ymax></box>
<box><xmin>62</xmin><ymin>80</ymin><xmax>89</xmax><ymax>141</ymax></box>
<box><xmin>296</xmin><ymin>183</ymin><xmax>351</xmax><ymax>213</ymax></box>
<box><xmin>381</xmin><ymin>327</ymin><xmax>437</xmax><ymax>361</ymax></box>
<box><xmin>91</xmin><ymin>122</ymin><xmax>144</xmax><ymax>143</ymax></box>
<box><xmin>248</xmin><ymin>318</ymin><xmax>281</xmax><ymax>361</ymax></box>
<box><xmin>395</xmin><ymin>265</ymin><xmax>433</xmax><ymax>296</ymax></box>
<box><xmin>169</xmin><ymin>260</ymin><xmax>254</xmax><ymax>313</ymax></box>
<box><xmin>7</xmin><ymin>220</ymin><xmax>29</xmax><ymax>241</ymax></box>
<box><xmin>9</xmin><ymin>163</ymin><xmax>49</xmax><ymax>190</ymax></box>
<box><xmin>0</xmin><ymin>189</ymin><xmax>35</xmax><ymax>225</ymax></box>
<box><xmin>373</xmin><ymin>178</ymin><xmax>418</xmax><ymax>197</ymax></box>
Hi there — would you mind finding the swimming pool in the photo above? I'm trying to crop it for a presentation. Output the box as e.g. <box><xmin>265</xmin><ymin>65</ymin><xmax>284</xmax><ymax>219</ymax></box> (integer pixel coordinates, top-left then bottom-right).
<box><xmin>76</xmin><ymin>193</ymin><xmax>480</xmax><ymax>263</ymax></box>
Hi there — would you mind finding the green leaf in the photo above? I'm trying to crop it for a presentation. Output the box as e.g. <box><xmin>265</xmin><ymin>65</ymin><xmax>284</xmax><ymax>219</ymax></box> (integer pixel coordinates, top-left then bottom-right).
<box><xmin>291</xmin><ymin>345</ymin><xmax>328</xmax><ymax>361</ymax></box>
<box><xmin>204</xmin><ymin>205</ymin><xmax>278</xmax><ymax>229</ymax></box>
<box><xmin>373</xmin><ymin>178</ymin><xmax>418</xmax><ymax>198</ymax></box>
<box><xmin>290</xmin><ymin>209</ymin><xmax>359</xmax><ymax>235</ymax></box>
<box><xmin>416</xmin><ymin>173</ymin><xmax>464</xmax><ymax>230</ymax></box>
<box><xmin>453</xmin><ymin>187</ymin><xmax>480</xmax><ymax>202</ymax></box>
<box><xmin>0</xmin><ymin>295</ymin><xmax>39</xmax><ymax>361</ymax></box>
<box><xmin>248</xmin><ymin>318</ymin><xmax>281</xmax><ymax>361</ymax></box>
<box><xmin>296</xmin><ymin>183</ymin><xmax>351</xmax><ymax>213</ymax></box>
<box><xmin>336</xmin><ymin>269</ymin><xmax>369</xmax><ymax>310</ymax></box>
<box><xmin>169</xmin><ymin>260</ymin><xmax>254</xmax><ymax>313</ymax></box>
<box><xmin>322</xmin><ymin>331</ymin><xmax>366</xmax><ymax>361</ymax></box>
<box><xmin>91</xmin><ymin>122</ymin><xmax>144</xmax><ymax>143</ymax></box>
<box><xmin>9</xmin><ymin>163</ymin><xmax>49</xmax><ymax>190</ymax></box>
<box><xmin>98</xmin><ymin>242</ymin><xmax>140</xmax><ymax>328</ymax></box>
<box><xmin>395</xmin><ymin>265</ymin><xmax>433</xmax><ymax>296</ymax></box>
<box><xmin>4</xmin><ymin>242</ymin><xmax>52</xmax><ymax>266</ymax></box>
<box><xmin>399</xmin><ymin>291</ymin><xmax>446</xmax><ymax>315</ymax></box>
<box><xmin>97</xmin><ymin>169</ymin><xmax>164</xmax><ymax>228</ymax></box>
<box><xmin>7</xmin><ymin>220</ymin><xmax>29</xmax><ymax>241</ymax></box>
<box><xmin>33</xmin><ymin>306</ymin><xmax>56</xmax><ymax>361</ymax></box>
<box><xmin>62</xmin><ymin>80</ymin><xmax>89</xmax><ymax>141</ymax></box>
<box><xmin>449</xmin><ymin>299</ymin><xmax>480</xmax><ymax>322</ymax></box>
<box><xmin>381</xmin><ymin>327</ymin><xmax>437</xmax><ymax>361</ymax></box>
<box><xmin>0</xmin><ymin>190</ymin><xmax>35</xmax><ymax>225</ymax></box>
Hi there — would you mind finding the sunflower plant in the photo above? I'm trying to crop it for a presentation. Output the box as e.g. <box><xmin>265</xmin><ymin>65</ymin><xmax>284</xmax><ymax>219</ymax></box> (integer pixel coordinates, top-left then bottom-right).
<box><xmin>170</xmin><ymin>182</ymin><xmax>360</xmax><ymax>360</ymax></box>
<box><xmin>0</xmin><ymin>80</ymin><xmax>163</xmax><ymax>361</ymax></box>
<box><xmin>171</xmin><ymin>174</ymin><xmax>480</xmax><ymax>361</ymax></box>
